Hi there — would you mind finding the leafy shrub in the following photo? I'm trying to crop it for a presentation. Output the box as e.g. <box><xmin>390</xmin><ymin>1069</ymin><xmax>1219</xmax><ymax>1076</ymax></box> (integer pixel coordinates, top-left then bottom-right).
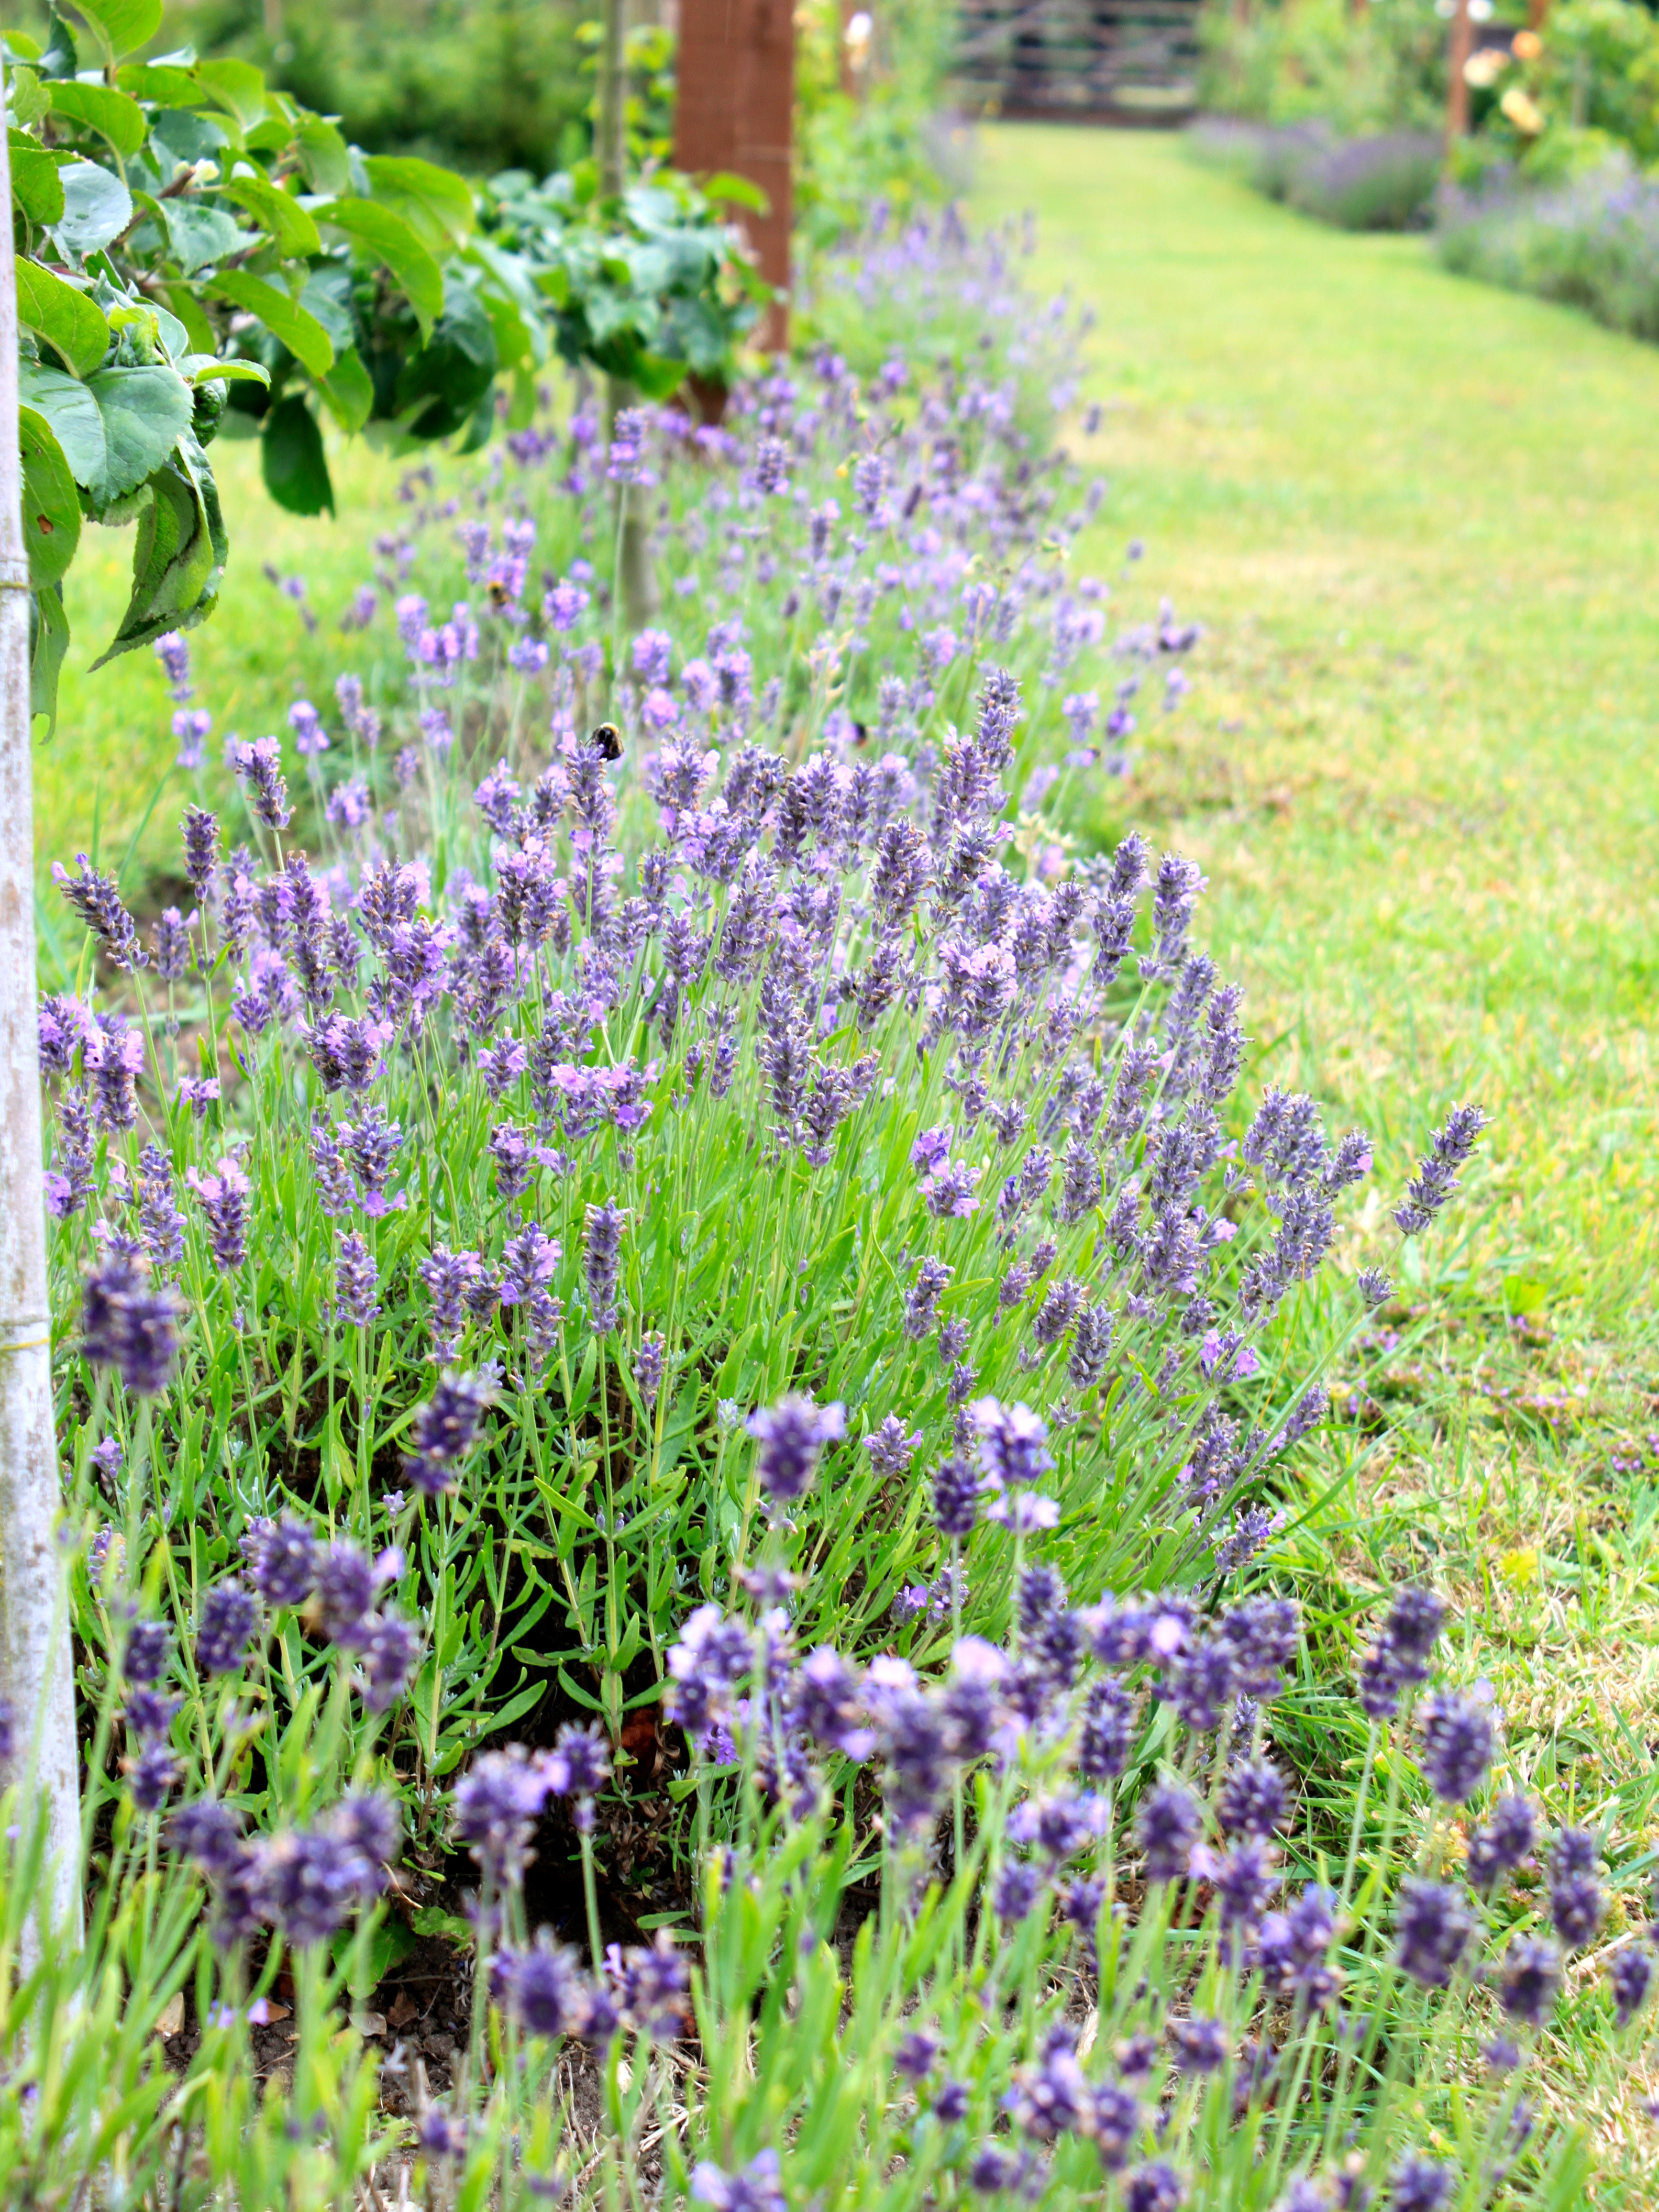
<box><xmin>1437</xmin><ymin>165</ymin><xmax>1659</xmax><ymax>341</ymax></box>
<box><xmin>1196</xmin><ymin>0</ymin><xmax>1447</xmax><ymax>138</ymax></box>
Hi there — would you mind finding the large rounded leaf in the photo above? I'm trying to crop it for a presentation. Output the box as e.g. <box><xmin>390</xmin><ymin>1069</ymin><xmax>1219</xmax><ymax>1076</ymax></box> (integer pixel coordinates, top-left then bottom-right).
<box><xmin>47</xmin><ymin>82</ymin><xmax>148</xmax><ymax>158</ymax></box>
<box><xmin>86</xmin><ymin>365</ymin><xmax>195</xmax><ymax>504</ymax></box>
<box><xmin>52</xmin><ymin>161</ymin><xmax>133</xmax><ymax>258</ymax></box>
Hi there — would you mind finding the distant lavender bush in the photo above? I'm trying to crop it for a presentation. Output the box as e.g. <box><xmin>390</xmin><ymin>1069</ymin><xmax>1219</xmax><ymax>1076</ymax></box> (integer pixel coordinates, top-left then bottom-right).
<box><xmin>1438</xmin><ymin>164</ymin><xmax>1659</xmax><ymax>341</ymax></box>
<box><xmin>1188</xmin><ymin>118</ymin><xmax>1441</xmax><ymax>231</ymax></box>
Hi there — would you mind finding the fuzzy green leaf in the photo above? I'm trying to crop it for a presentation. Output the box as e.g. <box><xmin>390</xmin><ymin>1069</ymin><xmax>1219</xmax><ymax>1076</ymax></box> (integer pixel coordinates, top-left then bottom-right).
<box><xmin>194</xmin><ymin>57</ymin><xmax>269</xmax><ymax>130</ymax></box>
<box><xmin>10</xmin><ymin>143</ymin><xmax>65</xmax><ymax>226</ymax></box>
<box><xmin>29</xmin><ymin>581</ymin><xmax>70</xmax><ymax>732</ymax></box>
<box><xmin>362</xmin><ymin>154</ymin><xmax>475</xmax><ymax>248</ymax></box>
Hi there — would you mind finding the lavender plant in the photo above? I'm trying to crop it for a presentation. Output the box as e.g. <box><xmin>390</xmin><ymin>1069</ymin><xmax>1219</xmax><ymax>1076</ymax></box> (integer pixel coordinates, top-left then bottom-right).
<box><xmin>17</xmin><ymin>214</ymin><xmax>1643</xmax><ymax>2207</ymax></box>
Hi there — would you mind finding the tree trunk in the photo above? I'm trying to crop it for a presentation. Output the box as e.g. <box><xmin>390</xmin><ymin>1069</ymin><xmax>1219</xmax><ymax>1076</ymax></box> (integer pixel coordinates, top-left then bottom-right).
<box><xmin>0</xmin><ymin>70</ymin><xmax>82</xmax><ymax>1946</ymax></box>
<box><xmin>599</xmin><ymin>0</ymin><xmax>659</xmax><ymax>632</ymax></box>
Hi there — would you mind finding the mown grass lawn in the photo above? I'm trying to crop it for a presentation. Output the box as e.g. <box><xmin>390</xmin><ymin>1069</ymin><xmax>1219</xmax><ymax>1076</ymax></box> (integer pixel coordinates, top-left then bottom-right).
<box><xmin>974</xmin><ymin>125</ymin><xmax>1659</xmax><ymax>2189</ymax></box>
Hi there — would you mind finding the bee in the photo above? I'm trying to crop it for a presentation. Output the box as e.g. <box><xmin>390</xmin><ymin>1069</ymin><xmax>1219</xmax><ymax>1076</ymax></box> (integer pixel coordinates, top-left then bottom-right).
<box><xmin>485</xmin><ymin>577</ymin><xmax>514</xmax><ymax>610</ymax></box>
<box><xmin>589</xmin><ymin>722</ymin><xmax>623</xmax><ymax>761</ymax></box>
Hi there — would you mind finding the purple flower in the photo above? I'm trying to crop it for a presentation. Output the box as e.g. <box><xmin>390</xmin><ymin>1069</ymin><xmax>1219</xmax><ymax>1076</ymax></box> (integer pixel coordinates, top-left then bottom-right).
<box><xmin>971</xmin><ymin>1399</ymin><xmax>1053</xmax><ymax>1489</ymax></box>
<box><xmin>1217</xmin><ymin>1757</ymin><xmax>1289</xmax><ymax>1840</ymax></box>
<box><xmin>551</xmin><ymin>1720</ymin><xmax>611</xmax><ymax>1804</ymax></box>
<box><xmin>1609</xmin><ymin>1945</ymin><xmax>1652</xmax><ymax>2029</ymax></box>
<box><xmin>169</xmin><ymin>1797</ymin><xmax>244</xmax><ymax>1874</ymax></box>
<box><xmin>52</xmin><ymin>854</ymin><xmax>146</xmax><ymax>969</ymax></box>
<box><xmin>1077</xmin><ymin>1677</ymin><xmax>1137</xmax><ymax>1783</ymax></box>
<box><xmin>125</xmin><ymin>1741</ymin><xmax>179</xmax><ymax>1812</ymax></box>
<box><xmin>1388</xmin><ymin>2158</ymin><xmax>1452</xmax><ymax>2212</ymax></box>
<box><xmin>185</xmin><ymin>1159</ymin><xmax>252</xmax><ymax>1271</ymax></box>
<box><xmin>1549</xmin><ymin>1828</ymin><xmax>1604</xmax><ymax>1948</ymax></box>
<box><xmin>747</xmin><ymin>1395</ymin><xmax>845</xmax><ymax>1505</ymax></box>
<box><xmin>933</xmin><ymin>1455</ymin><xmax>980</xmax><ymax>1540</ymax></box>
<box><xmin>1465</xmin><ymin>1794</ymin><xmax>1535</xmax><ymax>1893</ymax></box>
<box><xmin>82</xmin><ymin>1260</ymin><xmax>180</xmax><ymax>1396</ymax></box>
<box><xmin>405</xmin><ymin>1373</ymin><xmax>492</xmax><ymax>1497</ymax></box>
<box><xmin>1168</xmin><ymin>2016</ymin><xmax>1229</xmax><ymax>2074</ymax></box>
<box><xmin>1498</xmin><ymin>1933</ymin><xmax>1561</xmax><ymax>2026</ymax></box>
<box><xmin>865</xmin><ymin>1416</ymin><xmax>922</xmax><ymax>1480</ymax></box>
<box><xmin>1394</xmin><ymin>1104</ymin><xmax>1489</xmax><ymax>1236</ymax></box>
<box><xmin>495</xmin><ymin>1932</ymin><xmax>595</xmax><ymax>2040</ymax></box>
<box><xmin>1136</xmin><ymin>1780</ymin><xmax>1200</xmax><ymax>1881</ymax></box>
<box><xmin>1419</xmin><ymin>1688</ymin><xmax>1494</xmax><ymax>1804</ymax></box>
<box><xmin>903</xmin><ymin>1256</ymin><xmax>953</xmax><ymax>1341</ymax></box>
<box><xmin>315</xmin><ymin>1541</ymin><xmax>378</xmax><ymax>1647</ymax></box>
<box><xmin>288</xmin><ymin>699</ymin><xmax>329</xmax><ymax>756</ymax></box>
<box><xmin>455</xmin><ymin>1745</ymin><xmax>557</xmax><ymax>1886</ymax></box>
<box><xmin>240</xmin><ymin>1517</ymin><xmax>318</xmax><ymax>1609</ymax></box>
<box><xmin>334</xmin><ymin>1232</ymin><xmax>380</xmax><ymax>1328</ymax></box>
<box><xmin>357</xmin><ymin>1611</ymin><xmax>418</xmax><ymax>1710</ymax></box>
<box><xmin>231</xmin><ymin>737</ymin><xmax>292</xmax><ymax>829</ymax></box>
<box><xmin>582</xmin><ymin>1199</ymin><xmax>627</xmax><ymax>1334</ymax></box>
<box><xmin>1394</xmin><ymin>1877</ymin><xmax>1473</xmax><ymax>1989</ymax></box>
<box><xmin>635</xmin><ymin>1329</ymin><xmax>667</xmax><ymax>1412</ymax></box>
<box><xmin>1122</xmin><ymin>2163</ymin><xmax>1186</xmax><ymax>2212</ymax></box>
<box><xmin>690</xmin><ymin>2151</ymin><xmax>786</xmax><ymax>2212</ymax></box>
<box><xmin>196</xmin><ymin>1580</ymin><xmax>258</xmax><ymax>1676</ymax></box>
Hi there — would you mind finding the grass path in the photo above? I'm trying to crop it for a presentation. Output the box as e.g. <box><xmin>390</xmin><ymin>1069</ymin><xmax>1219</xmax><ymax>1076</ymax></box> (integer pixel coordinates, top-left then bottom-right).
<box><xmin>972</xmin><ymin>128</ymin><xmax>1659</xmax><ymax>2189</ymax></box>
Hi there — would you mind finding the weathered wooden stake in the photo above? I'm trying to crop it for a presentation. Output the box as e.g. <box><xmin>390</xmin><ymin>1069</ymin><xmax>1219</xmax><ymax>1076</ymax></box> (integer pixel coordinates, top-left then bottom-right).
<box><xmin>674</xmin><ymin>0</ymin><xmax>794</xmax><ymax>351</ymax></box>
<box><xmin>1446</xmin><ymin>0</ymin><xmax>1474</xmax><ymax>141</ymax></box>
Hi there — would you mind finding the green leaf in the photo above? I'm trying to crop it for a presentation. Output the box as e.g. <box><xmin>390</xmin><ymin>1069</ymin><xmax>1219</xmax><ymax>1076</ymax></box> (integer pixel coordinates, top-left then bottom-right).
<box><xmin>261</xmin><ymin>393</ymin><xmax>333</xmax><ymax>515</ymax></box>
<box><xmin>317</xmin><ymin>344</ymin><xmax>373</xmax><ymax>434</ymax></box>
<box><xmin>8</xmin><ymin>67</ymin><xmax>50</xmax><ymax>127</ymax></box>
<box><xmin>320</xmin><ymin>199</ymin><xmax>444</xmax><ymax>341</ymax></box>
<box><xmin>52</xmin><ymin>162</ymin><xmax>132</xmax><ymax>258</ymax></box>
<box><xmin>16</xmin><ymin>259</ymin><xmax>110</xmax><ymax>376</ymax></box>
<box><xmin>297</xmin><ymin>265</ymin><xmax>355</xmax><ymax>353</ymax></box>
<box><xmin>115</xmin><ymin>63</ymin><xmax>205</xmax><ymax>105</ymax></box>
<box><xmin>183</xmin><ymin>355</ymin><xmax>270</xmax><ymax>387</ymax></box>
<box><xmin>85</xmin><ymin>363</ymin><xmax>194</xmax><ymax>502</ymax></box>
<box><xmin>362</xmin><ymin>154</ymin><xmax>475</xmax><ymax>249</ymax></box>
<box><xmin>629</xmin><ymin>349</ymin><xmax>689</xmax><ymax>402</ymax></box>
<box><xmin>30</xmin><ymin>582</ymin><xmax>70</xmax><ymax>732</ymax></box>
<box><xmin>193</xmin><ymin>57</ymin><xmax>268</xmax><ymax>130</ymax></box>
<box><xmin>392</xmin><ymin>274</ymin><xmax>497</xmax><ymax>440</ymax></box>
<box><xmin>19</xmin><ymin>362</ymin><xmax>108</xmax><ymax>487</ymax></box>
<box><xmin>294</xmin><ymin>114</ymin><xmax>350</xmax><ymax>196</ymax></box>
<box><xmin>11</xmin><ymin>145</ymin><xmax>66</xmax><ymax>227</ymax></box>
<box><xmin>71</xmin><ymin>0</ymin><xmax>163</xmax><ymax>63</ymax></box>
<box><xmin>700</xmin><ymin>170</ymin><xmax>770</xmax><ymax>214</ymax></box>
<box><xmin>220</xmin><ymin>171</ymin><xmax>319</xmax><ymax>259</ymax></box>
<box><xmin>160</xmin><ymin>281</ymin><xmax>218</xmax><ymax>356</ymax></box>
<box><xmin>208</xmin><ymin>269</ymin><xmax>335</xmax><ymax>377</ymax></box>
<box><xmin>37</xmin><ymin>6</ymin><xmax>78</xmax><ymax>78</ymax></box>
<box><xmin>159</xmin><ymin>197</ymin><xmax>244</xmax><ymax>274</ymax></box>
<box><xmin>47</xmin><ymin>81</ymin><xmax>147</xmax><ymax>157</ymax></box>
<box><xmin>91</xmin><ymin>430</ymin><xmax>225</xmax><ymax>665</ymax></box>
<box><xmin>18</xmin><ymin>406</ymin><xmax>81</xmax><ymax>586</ymax></box>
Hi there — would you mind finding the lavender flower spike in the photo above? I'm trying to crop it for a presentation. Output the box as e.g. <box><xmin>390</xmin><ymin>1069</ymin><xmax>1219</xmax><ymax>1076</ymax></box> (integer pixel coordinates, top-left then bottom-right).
<box><xmin>1393</xmin><ymin>1103</ymin><xmax>1489</xmax><ymax>1236</ymax></box>
<box><xmin>748</xmin><ymin>1394</ymin><xmax>845</xmax><ymax>1505</ymax></box>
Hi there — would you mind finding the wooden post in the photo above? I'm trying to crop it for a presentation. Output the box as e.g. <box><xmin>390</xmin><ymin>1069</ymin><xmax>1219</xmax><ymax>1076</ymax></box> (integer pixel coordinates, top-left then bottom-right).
<box><xmin>674</xmin><ymin>0</ymin><xmax>793</xmax><ymax>352</ymax></box>
<box><xmin>0</xmin><ymin>63</ymin><xmax>82</xmax><ymax>1951</ymax></box>
<box><xmin>1446</xmin><ymin>0</ymin><xmax>1473</xmax><ymax>141</ymax></box>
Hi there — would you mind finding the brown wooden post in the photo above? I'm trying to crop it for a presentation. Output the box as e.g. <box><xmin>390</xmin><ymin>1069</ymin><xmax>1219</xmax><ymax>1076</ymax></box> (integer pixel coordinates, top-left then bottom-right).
<box><xmin>674</xmin><ymin>0</ymin><xmax>793</xmax><ymax>351</ymax></box>
<box><xmin>1446</xmin><ymin>0</ymin><xmax>1473</xmax><ymax>141</ymax></box>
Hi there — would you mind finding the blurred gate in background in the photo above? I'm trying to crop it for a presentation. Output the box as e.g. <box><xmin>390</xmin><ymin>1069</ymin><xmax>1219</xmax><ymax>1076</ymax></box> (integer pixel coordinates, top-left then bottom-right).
<box><xmin>954</xmin><ymin>0</ymin><xmax>1202</xmax><ymax>123</ymax></box>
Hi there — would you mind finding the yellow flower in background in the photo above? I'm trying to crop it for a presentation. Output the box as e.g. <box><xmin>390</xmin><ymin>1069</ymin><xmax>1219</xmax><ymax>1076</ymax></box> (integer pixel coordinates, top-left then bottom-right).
<box><xmin>1512</xmin><ymin>27</ymin><xmax>1543</xmax><ymax>60</ymax></box>
<box><xmin>1464</xmin><ymin>48</ymin><xmax>1505</xmax><ymax>89</ymax></box>
<box><xmin>1501</xmin><ymin>85</ymin><xmax>1546</xmax><ymax>135</ymax></box>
